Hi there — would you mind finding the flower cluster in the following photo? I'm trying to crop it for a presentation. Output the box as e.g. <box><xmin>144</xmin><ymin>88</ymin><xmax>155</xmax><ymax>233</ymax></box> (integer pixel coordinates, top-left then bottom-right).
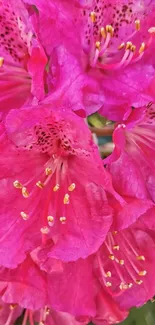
<box><xmin>0</xmin><ymin>0</ymin><xmax>155</xmax><ymax>324</ymax></box>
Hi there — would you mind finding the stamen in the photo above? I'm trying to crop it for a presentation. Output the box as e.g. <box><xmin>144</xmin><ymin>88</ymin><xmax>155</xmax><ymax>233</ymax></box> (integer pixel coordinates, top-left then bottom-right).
<box><xmin>100</xmin><ymin>27</ymin><xmax>106</xmax><ymax>39</ymax></box>
<box><xmin>10</xmin><ymin>304</ymin><xmax>18</xmax><ymax>310</ymax></box>
<box><xmin>53</xmin><ymin>184</ymin><xmax>60</xmax><ymax>192</ymax></box>
<box><xmin>120</xmin><ymin>283</ymin><xmax>133</xmax><ymax>290</ymax></box>
<box><xmin>106</xmin><ymin>271</ymin><xmax>111</xmax><ymax>277</ymax></box>
<box><xmin>119</xmin><ymin>259</ymin><xmax>124</xmax><ymax>265</ymax></box>
<box><xmin>36</xmin><ymin>181</ymin><xmax>44</xmax><ymax>189</ymax></box>
<box><xmin>135</xmin><ymin>19</ymin><xmax>141</xmax><ymax>31</ymax></box>
<box><xmin>13</xmin><ymin>180</ymin><xmax>22</xmax><ymax>188</ymax></box>
<box><xmin>90</xmin><ymin>11</ymin><xmax>96</xmax><ymax>23</ymax></box>
<box><xmin>39</xmin><ymin>322</ymin><xmax>44</xmax><ymax>325</ymax></box>
<box><xmin>106</xmin><ymin>25</ymin><xmax>114</xmax><ymax>36</ymax></box>
<box><xmin>106</xmin><ymin>282</ymin><xmax>112</xmax><ymax>287</ymax></box>
<box><xmin>45</xmin><ymin>168</ymin><xmax>52</xmax><ymax>176</ymax></box>
<box><xmin>131</xmin><ymin>45</ymin><xmax>136</xmax><ymax>52</ymax></box>
<box><xmin>139</xmin><ymin>42</ymin><xmax>145</xmax><ymax>54</ymax></box>
<box><xmin>40</xmin><ymin>226</ymin><xmax>50</xmax><ymax>234</ymax></box>
<box><xmin>0</xmin><ymin>57</ymin><xmax>4</xmax><ymax>67</ymax></box>
<box><xmin>47</xmin><ymin>216</ymin><xmax>54</xmax><ymax>226</ymax></box>
<box><xmin>137</xmin><ymin>255</ymin><xmax>145</xmax><ymax>261</ymax></box>
<box><xmin>22</xmin><ymin>187</ymin><xmax>29</xmax><ymax>198</ymax></box>
<box><xmin>20</xmin><ymin>211</ymin><xmax>29</xmax><ymax>220</ymax></box>
<box><xmin>60</xmin><ymin>216</ymin><xmax>66</xmax><ymax>224</ymax></box>
<box><xmin>64</xmin><ymin>193</ymin><xmax>70</xmax><ymax>204</ymax></box>
<box><xmin>96</xmin><ymin>41</ymin><xmax>101</xmax><ymax>50</ymax></box>
<box><xmin>112</xmin><ymin>231</ymin><xmax>118</xmax><ymax>235</ymax></box>
<box><xmin>118</xmin><ymin>42</ymin><xmax>125</xmax><ymax>50</ymax></box>
<box><xmin>138</xmin><ymin>270</ymin><xmax>147</xmax><ymax>276</ymax></box>
<box><xmin>148</xmin><ymin>27</ymin><xmax>155</xmax><ymax>34</ymax></box>
<box><xmin>68</xmin><ymin>183</ymin><xmax>76</xmax><ymax>191</ymax></box>
<box><xmin>45</xmin><ymin>308</ymin><xmax>50</xmax><ymax>316</ymax></box>
<box><xmin>136</xmin><ymin>279</ymin><xmax>143</xmax><ymax>285</ymax></box>
<box><xmin>113</xmin><ymin>245</ymin><xmax>120</xmax><ymax>250</ymax></box>
<box><xmin>126</xmin><ymin>41</ymin><xmax>132</xmax><ymax>50</ymax></box>
<box><xmin>109</xmin><ymin>254</ymin><xmax>115</xmax><ymax>260</ymax></box>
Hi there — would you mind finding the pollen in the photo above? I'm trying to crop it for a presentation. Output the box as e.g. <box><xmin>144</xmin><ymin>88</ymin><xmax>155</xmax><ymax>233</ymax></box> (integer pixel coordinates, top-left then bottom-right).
<box><xmin>64</xmin><ymin>193</ymin><xmax>70</xmax><ymax>204</ymax></box>
<box><xmin>22</xmin><ymin>187</ymin><xmax>29</xmax><ymax>198</ymax></box>
<box><xmin>106</xmin><ymin>282</ymin><xmax>112</xmax><ymax>287</ymax></box>
<box><xmin>10</xmin><ymin>304</ymin><xmax>18</xmax><ymax>310</ymax></box>
<box><xmin>109</xmin><ymin>254</ymin><xmax>115</xmax><ymax>260</ymax></box>
<box><xmin>137</xmin><ymin>255</ymin><xmax>145</xmax><ymax>261</ymax></box>
<box><xmin>131</xmin><ymin>45</ymin><xmax>136</xmax><ymax>52</ymax></box>
<box><xmin>100</xmin><ymin>27</ymin><xmax>106</xmax><ymax>39</ymax></box>
<box><xmin>53</xmin><ymin>184</ymin><xmax>60</xmax><ymax>192</ymax></box>
<box><xmin>138</xmin><ymin>270</ymin><xmax>147</xmax><ymax>276</ymax></box>
<box><xmin>139</xmin><ymin>42</ymin><xmax>145</xmax><ymax>54</ymax></box>
<box><xmin>106</xmin><ymin>25</ymin><xmax>114</xmax><ymax>36</ymax></box>
<box><xmin>20</xmin><ymin>211</ymin><xmax>29</xmax><ymax>220</ymax></box>
<box><xmin>0</xmin><ymin>57</ymin><xmax>4</xmax><ymax>67</ymax></box>
<box><xmin>118</xmin><ymin>42</ymin><xmax>125</xmax><ymax>50</ymax></box>
<box><xmin>90</xmin><ymin>11</ymin><xmax>96</xmax><ymax>23</ymax></box>
<box><xmin>113</xmin><ymin>245</ymin><xmax>120</xmax><ymax>250</ymax></box>
<box><xmin>112</xmin><ymin>231</ymin><xmax>118</xmax><ymax>235</ymax></box>
<box><xmin>36</xmin><ymin>181</ymin><xmax>44</xmax><ymax>189</ymax></box>
<box><xmin>96</xmin><ymin>41</ymin><xmax>101</xmax><ymax>49</ymax></box>
<box><xmin>68</xmin><ymin>183</ymin><xmax>76</xmax><ymax>191</ymax></box>
<box><xmin>60</xmin><ymin>216</ymin><xmax>66</xmax><ymax>224</ymax></box>
<box><xmin>47</xmin><ymin>216</ymin><xmax>54</xmax><ymax>226</ymax></box>
<box><xmin>45</xmin><ymin>167</ymin><xmax>52</xmax><ymax>176</ymax></box>
<box><xmin>119</xmin><ymin>259</ymin><xmax>124</xmax><ymax>265</ymax></box>
<box><xmin>40</xmin><ymin>226</ymin><xmax>50</xmax><ymax>234</ymax></box>
<box><xmin>126</xmin><ymin>41</ymin><xmax>132</xmax><ymax>50</ymax></box>
<box><xmin>120</xmin><ymin>283</ymin><xmax>133</xmax><ymax>290</ymax></box>
<box><xmin>135</xmin><ymin>19</ymin><xmax>141</xmax><ymax>31</ymax></box>
<box><xmin>136</xmin><ymin>279</ymin><xmax>143</xmax><ymax>285</ymax></box>
<box><xmin>106</xmin><ymin>271</ymin><xmax>111</xmax><ymax>277</ymax></box>
<box><xmin>13</xmin><ymin>180</ymin><xmax>23</xmax><ymax>188</ymax></box>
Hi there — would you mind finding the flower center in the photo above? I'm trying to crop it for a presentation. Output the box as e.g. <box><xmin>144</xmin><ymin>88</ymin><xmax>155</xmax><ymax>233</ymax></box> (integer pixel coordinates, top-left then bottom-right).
<box><xmin>97</xmin><ymin>230</ymin><xmax>147</xmax><ymax>294</ymax></box>
<box><xmin>84</xmin><ymin>9</ymin><xmax>155</xmax><ymax>70</ymax></box>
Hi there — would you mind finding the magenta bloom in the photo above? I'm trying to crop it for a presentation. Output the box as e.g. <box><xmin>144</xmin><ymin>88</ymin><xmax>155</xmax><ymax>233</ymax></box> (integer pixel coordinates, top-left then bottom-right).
<box><xmin>95</xmin><ymin>217</ymin><xmax>155</xmax><ymax>310</ymax></box>
<box><xmin>25</xmin><ymin>0</ymin><xmax>155</xmax><ymax>119</ymax></box>
<box><xmin>0</xmin><ymin>0</ymin><xmax>47</xmax><ymax>114</ymax></box>
<box><xmin>0</xmin><ymin>103</ymin><xmax>115</xmax><ymax>268</ymax></box>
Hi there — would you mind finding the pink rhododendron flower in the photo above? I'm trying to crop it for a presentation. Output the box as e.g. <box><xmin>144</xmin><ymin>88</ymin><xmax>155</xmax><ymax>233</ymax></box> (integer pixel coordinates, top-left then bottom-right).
<box><xmin>24</xmin><ymin>0</ymin><xmax>155</xmax><ymax>119</ymax></box>
<box><xmin>0</xmin><ymin>103</ymin><xmax>115</xmax><ymax>268</ymax></box>
<box><xmin>0</xmin><ymin>0</ymin><xmax>47</xmax><ymax>114</ymax></box>
<box><xmin>95</xmin><ymin>217</ymin><xmax>155</xmax><ymax>310</ymax></box>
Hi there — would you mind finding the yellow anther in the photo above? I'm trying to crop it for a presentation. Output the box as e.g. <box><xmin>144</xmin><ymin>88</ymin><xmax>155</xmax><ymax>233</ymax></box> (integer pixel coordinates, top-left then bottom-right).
<box><xmin>113</xmin><ymin>245</ymin><xmax>120</xmax><ymax>251</ymax></box>
<box><xmin>10</xmin><ymin>304</ymin><xmax>18</xmax><ymax>310</ymax></box>
<box><xmin>138</xmin><ymin>270</ymin><xmax>147</xmax><ymax>276</ymax></box>
<box><xmin>40</xmin><ymin>226</ymin><xmax>50</xmax><ymax>234</ymax></box>
<box><xmin>96</xmin><ymin>41</ymin><xmax>101</xmax><ymax>50</ymax></box>
<box><xmin>120</xmin><ymin>283</ymin><xmax>133</xmax><ymax>290</ymax></box>
<box><xmin>112</xmin><ymin>231</ymin><xmax>117</xmax><ymax>235</ymax></box>
<box><xmin>131</xmin><ymin>45</ymin><xmax>136</xmax><ymax>52</ymax></box>
<box><xmin>64</xmin><ymin>193</ymin><xmax>70</xmax><ymax>204</ymax></box>
<box><xmin>36</xmin><ymin>181</ymin><xmax>44</xmax><ymax>189</ymax></box>
<box><xmin>90</xmin><ymin>11</ymin><xmax>96</xmax><ymax>23</ymax></box>
<box><xmin>136</xmin><ymin>279</ymin><xmax>143</xmax><ymax>285</ymax></box>
<box><xmin>45</xmin><ymin>167</ymin><xmax>52</xmax><ymax>176</ymax></box>
<box><xmin>53</xmin><ymin>184</ymin><xmax>60</xmax><ymax>192</ymax></box>
<box><xmin>20</xmin><ymin>211</ymin><xmax>29</xmax><ymax>220</ymax></box>
<box><xmin>106</xmin><ymin>25</ymin><xmax>114</xmax><ymax>36</ymax></box>
<box><xmin>106</xmin><ymin>271</ymin><xmax>111</xmax><ymax>277</ymax></box>
<box><xmin>137</xmin><ymin>255</ymin><xmax>145</xmax><ymax>261</ymax></box>
<box><xmin>135</xmin><ymin>19</ymin><xmax>141</xmax><ymax>31</ymax></box>
<box><xmin>106</xmin><ymin>282</ymin><xmax>112</xmax><ymax>287</ymax></box>
<box><xmin>22</xmin><ymin>187</ymin><xmax>29</xmax><ymax>198</ymax></box>
<box><xmin>148</xmin><ymin>27</ymin><xmax>155</xmax><ymax>34</ymax></box>
<box><xmin>109</xmin><ymin>254</ymin><xmax>115</xmax><ymax>260</ymax></box>
<box><xmin>139</xmin><ymin>42</ymin><xmax>145</xmax><ymax>54</ymax></box>
<box><xmin>13</xmin><ymin>180</ymin><xmax>23</xmax><ymax>189</ymax></box>
<box><xmin>47</xmin><ymin>216</ymin><xmax>54</xmax><ymax>226</ymax></box>
<box><xmin>0</xmin><ymin>57</ymin><xmax>4</xmax><ymax>67</ymax></box>
<box><xmin>101</xmin><ymin>27</ymin><xmax>106</xmax><ymax>38</ymax></box>
<box><xmin>118</xmin><ymin>42</ymin><xmax>125</xmax><ymax>50</ymax></box>
<box><xmin>68</xmin><ymin>183</ymin><xmax>76</xmax><ymax>192</ymax></box>
<box><xmin>60</xmin><ymin>216</ymin><xmax>66</xmax><ymax>224</ymax></box>
<box><xmin>119</xmin><ymin>259</ymin><xmax>124</xmax><ymax>265</ymax></box>
<box><xmin>126</xmin><ymin>41</ymin><xmax>132</xmax><ymax>50</ymax></box>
